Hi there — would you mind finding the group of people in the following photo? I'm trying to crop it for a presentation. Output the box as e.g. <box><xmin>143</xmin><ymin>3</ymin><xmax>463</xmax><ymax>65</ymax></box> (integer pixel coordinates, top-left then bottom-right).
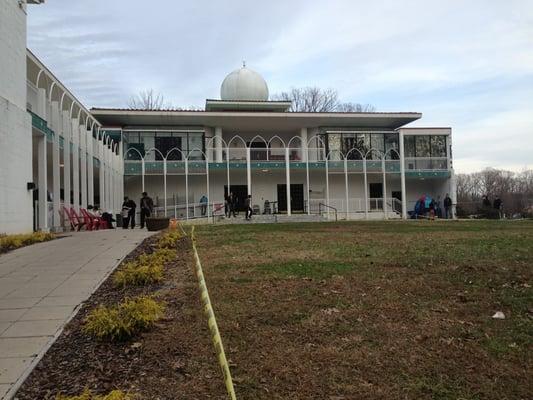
<box><xmin>482</xmin><ymin>195</ymin><xmax>503</xmax><ymax>219</ymax></box>
<box><xmin>413</xmin><ymin>193</ymin><xmax>453</xmax><ymax>220</ymax></box>
<box><xmin>121</xmin><ymin>192</ymin><xmax>154</xmax><ymax>229</ymax></box>
<box><xmin>224</xmin><ymin>192</ymin><xmax>253</xmax><ymax>220</ymax></box>
<box><xmin>86</xmin><ymin>205</ymin><xmax>115</xmax><ymax>228</ymax></box>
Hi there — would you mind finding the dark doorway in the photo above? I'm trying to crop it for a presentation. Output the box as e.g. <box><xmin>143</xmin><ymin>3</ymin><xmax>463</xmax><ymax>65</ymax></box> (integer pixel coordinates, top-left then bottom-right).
<box><xmin>391</xmin><ymin>191</ymin><xmax>402</xmax><ymax>214</ymax></box>
<box><xmin>155</xmin><ymin>137</ymin><xmax>181</xmax><ymax>160</ymax></box>
<box><xmin>369</xmin><ymin>183</ymin><xmax>383</xmax><ymax>210</ymax></box>
<box><xmin>277</xmin><ymin>184</ymin><xmax>304</xmax><ymax>213</ymax></box>
<box><xmin>224</xmin><ymin>185</ymin><xmax>248</xmax><ymax>212</ymax></box>
<box><xmin>248</xmin><ymin>141</ymin><xmax>267</xmax><ymax>160</ymax></box>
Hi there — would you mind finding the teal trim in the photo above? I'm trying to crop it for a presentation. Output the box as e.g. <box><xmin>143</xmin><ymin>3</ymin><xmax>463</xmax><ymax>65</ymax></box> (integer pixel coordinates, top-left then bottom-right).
<box><xmin>29</xmin><ymin>111</ymin><xmax>54</xmax><ymax>142</ymax></box>
<box><xmin>406</xmin><ymin>170</ymin><xmax>450</xmax><ymax>178</ymax></box>
<box><xmin>101</xmin><ymin>129</ymin><xmax>122</xmax><ymax>142</ymax></box>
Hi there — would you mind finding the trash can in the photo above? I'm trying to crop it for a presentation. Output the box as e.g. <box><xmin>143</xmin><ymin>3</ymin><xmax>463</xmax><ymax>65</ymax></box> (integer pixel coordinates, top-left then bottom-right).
<box><xmin>116</xmin><ymin>214</ymin><xmax>123</xmax><ymax>228</ymax></box>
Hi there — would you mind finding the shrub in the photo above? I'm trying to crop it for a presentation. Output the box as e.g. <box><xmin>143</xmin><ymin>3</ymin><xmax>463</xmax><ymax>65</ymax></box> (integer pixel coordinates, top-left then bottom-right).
<box><xmin>158</xmin><ymin>230</ymin><xmax>183</xmax><ymax>249</ymax></box>
<box><xmin>114</xmin><ymin>247</ymin><xmax>175</xmax><ymax>288</ymax></box>
<box><xmin>0</xmin><ymin>232</ymin><xmax>54</xmax><ymax>253</ymax></box>
<box><xmin>114</xmin><ymin>262</ymin><xmax>163</xmax><ymax>287</ymax></box>
<box><xmin>84</xmin><ymin>296</ymin><xmax>165</xmax><ymax>341</ymax></box>
<box><xmin>56</xmin><ymin>389</ymin><xmax>133</xmax><ymax>400</ymax></box>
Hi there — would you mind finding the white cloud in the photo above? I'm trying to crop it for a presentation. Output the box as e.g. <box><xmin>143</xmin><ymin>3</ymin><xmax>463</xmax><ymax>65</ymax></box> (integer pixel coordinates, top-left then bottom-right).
<box><xmin>26</xmin><ymin>0</ymin><xmax>533</xmax><ymax>172</ymax></box>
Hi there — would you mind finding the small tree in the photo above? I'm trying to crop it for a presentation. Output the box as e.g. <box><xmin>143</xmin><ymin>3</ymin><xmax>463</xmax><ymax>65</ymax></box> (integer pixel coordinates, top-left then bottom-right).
<box><xmin>272</xmin><ymin>87</ymin><xmax>375</xmax><ymax>112</ymax></box>
<box><xmin>128</xmin><ymin>89</ymin><xmax>170</xmax><ymax>110</ymax></box>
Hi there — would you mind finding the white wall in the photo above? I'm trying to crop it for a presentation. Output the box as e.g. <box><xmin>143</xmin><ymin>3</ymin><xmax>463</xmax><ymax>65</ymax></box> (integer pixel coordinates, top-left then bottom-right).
<box><xmin>0</xmin><ymin>0</ymin><xmax>33</xmax><ymax>233</ymax></box>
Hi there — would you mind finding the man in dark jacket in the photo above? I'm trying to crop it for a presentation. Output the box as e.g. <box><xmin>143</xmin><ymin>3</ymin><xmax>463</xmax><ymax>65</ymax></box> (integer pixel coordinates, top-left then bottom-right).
<box><xmin>121</xmin><ymin>197</ymin><xmax>136</xmax><ymax>229</ymax></box>
<box><xmin>140</xmin><ymin>192</ymin><xmax>154</xmax><ymax>229</ymax></box>
<box><xmin>493</xmin><ymin>196</ymin><xmax>503</xmax><ymax>219</ymax></box>
<box><xmin>245</xmin><ymin>195</ymin><xmax>253</xmax><ymax>220</ymax></box>
<box><xmin>443</xmin><ymin>193</ymin><xmax>452</xmax><ymax>219</ymax></box>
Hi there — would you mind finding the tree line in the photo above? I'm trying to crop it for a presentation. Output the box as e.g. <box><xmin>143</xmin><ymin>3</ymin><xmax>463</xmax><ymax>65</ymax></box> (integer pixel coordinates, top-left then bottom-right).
<box><xmin>456</xmin><ymin>168</ymin><xmax>533</xmax><ymax>217</ymax></box>
<box><xmin>128</xmin><ymin>87</ymin><xmax>374</xmax><ymax>113</ymax></box>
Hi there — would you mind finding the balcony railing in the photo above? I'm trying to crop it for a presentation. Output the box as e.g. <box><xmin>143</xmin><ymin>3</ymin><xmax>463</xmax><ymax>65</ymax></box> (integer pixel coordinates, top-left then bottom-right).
<box><xmin>405</xmin><ymin>157</ymin><xmax>448</xmax><ymax>171</ymax></box>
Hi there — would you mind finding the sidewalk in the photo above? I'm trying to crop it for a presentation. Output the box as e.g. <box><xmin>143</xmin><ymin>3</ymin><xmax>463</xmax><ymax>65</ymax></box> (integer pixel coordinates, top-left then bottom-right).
<box><xmin>0</xmin><ymin>229</ymin><xmax>153</xmax><ymax>399</ymax></box>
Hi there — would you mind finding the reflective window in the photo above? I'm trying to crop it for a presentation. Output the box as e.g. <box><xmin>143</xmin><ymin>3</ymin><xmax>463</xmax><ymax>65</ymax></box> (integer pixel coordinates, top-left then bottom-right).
<box><xmin>415</xmin><ymin>135</ymin><xmax>430</xmax><ymax>157</ymax></box>
<box><xmin>430</xmin><ymin>135</ymin><xmax>447</xmax><ymax>157</ymax></box>
<box><xmin>404</xmin><ymin>136</ymin><xmax>416</xmax><ymax>157</ymax></box>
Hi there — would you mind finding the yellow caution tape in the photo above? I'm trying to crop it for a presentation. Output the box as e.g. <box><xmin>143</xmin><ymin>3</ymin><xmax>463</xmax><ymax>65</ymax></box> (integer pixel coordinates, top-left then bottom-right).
<box><xmin>191</xmin><ymin>226</ymin><xmax>237</xmax><ymax>400</ymax></box>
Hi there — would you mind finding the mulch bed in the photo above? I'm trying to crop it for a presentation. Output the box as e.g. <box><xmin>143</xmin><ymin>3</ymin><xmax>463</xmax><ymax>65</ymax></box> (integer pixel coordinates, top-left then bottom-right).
<box><xmin>16</xmin><ymin>233</ymin><xmax>226</xmax><ymax>399</ymax></box>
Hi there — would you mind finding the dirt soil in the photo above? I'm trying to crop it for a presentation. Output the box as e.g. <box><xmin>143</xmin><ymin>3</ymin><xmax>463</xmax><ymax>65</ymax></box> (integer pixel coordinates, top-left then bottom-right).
<box><xmin>16</xmin><ymin>233</ymin><xmax>226</xmax><ymax>400</ymax></box>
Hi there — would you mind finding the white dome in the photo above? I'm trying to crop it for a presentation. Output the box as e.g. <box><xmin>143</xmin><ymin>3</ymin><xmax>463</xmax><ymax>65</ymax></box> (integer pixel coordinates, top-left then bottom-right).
<box><xmin>220</xmin><ymin>66</ymin><xmax>269</xmax><ymax>101</ymax></box>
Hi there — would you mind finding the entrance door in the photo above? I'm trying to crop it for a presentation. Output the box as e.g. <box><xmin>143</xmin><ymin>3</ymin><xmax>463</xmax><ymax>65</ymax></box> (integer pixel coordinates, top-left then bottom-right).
<box><xmin>224</xmin><ymin>185</ymin><xmax>247</xmax><ymax>212</ymax></box>
<box><xmin>277</xmin><ymin>184</ymin><xmax>304</xmax><ymax>213</ymax></box>
<box><xmin>369</xmin><ymin>183</ymin><xmax>383</xmax><ymax>210</ymax></box>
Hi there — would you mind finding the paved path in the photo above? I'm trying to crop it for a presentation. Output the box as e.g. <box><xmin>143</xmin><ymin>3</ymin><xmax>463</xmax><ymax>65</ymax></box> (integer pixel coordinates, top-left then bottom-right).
<box><xmin>0</xmin><ymin>229</ymin><xmax>153</xmax><ymax>399</ymax></box>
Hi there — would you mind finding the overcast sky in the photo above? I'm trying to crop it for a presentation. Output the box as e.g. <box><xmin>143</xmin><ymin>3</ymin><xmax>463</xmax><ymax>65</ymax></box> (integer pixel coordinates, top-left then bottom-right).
<box><xmin>27</xmin><ymin>0</ymin><xmax>533</xmax><ymax>173</ymax></box>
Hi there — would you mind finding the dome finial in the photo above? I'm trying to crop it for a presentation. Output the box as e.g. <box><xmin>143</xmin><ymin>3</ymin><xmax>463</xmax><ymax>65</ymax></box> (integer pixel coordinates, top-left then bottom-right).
<box><xmin>242</xmin><ymin>60</ymin><xmax>246</xmax><ymax>68</ymax></box>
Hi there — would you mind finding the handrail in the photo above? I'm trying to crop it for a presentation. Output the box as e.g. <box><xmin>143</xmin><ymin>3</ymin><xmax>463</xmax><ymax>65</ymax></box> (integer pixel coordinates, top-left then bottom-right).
<box><xmin>319</xmin><ymin>203</ymin><xmax>338</xmax><ymax>221</ymax></box>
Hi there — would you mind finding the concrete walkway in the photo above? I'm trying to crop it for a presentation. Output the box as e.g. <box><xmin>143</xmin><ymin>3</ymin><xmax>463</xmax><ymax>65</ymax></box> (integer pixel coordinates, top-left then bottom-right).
<box><xmin>0</xmin><ymin>229</ymin><xmax>153</xmax><ymax>399</ymax></box>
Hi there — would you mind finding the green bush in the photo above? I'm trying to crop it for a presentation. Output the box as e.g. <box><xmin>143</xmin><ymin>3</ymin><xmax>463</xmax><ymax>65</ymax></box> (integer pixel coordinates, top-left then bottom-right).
<box><xmin>158</xmin><ymin>230</ymin><xmax>184</xmax><ymax>249</ymax></box>
<box><xmin>56</xmin><ymin>389</ymin><xmax>133</xmax><ymax>400</ymax></box>
<box><xmin>83</xmin><ymin>296</ymin><xmax>165</xmax><ymax>341</ymax></box>
<box><xmin>114</xmin><ymin>261</ymin><xmax>163</xmax><ymax>287</ymax></box>
<box><xmin>0</xmin><ymin>231</ymin><xmax>54</xmax><ymax>253</ymax></box>
<box><xmin>113</xmin><ymin>247</ymin><xmax>175</xmax><ymax>288</ymax></box>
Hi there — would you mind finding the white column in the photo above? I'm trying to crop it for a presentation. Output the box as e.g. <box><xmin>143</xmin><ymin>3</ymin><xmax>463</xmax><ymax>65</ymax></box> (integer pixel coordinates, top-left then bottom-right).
<box><xmin>163</xmin><ymin>159</ymin><xmax>168</xmax><ymax>217</ymax></box>
<box><xmin>399</xmin><ymin>130</ymin><xmax>407</xmax><ymax>219</ymax></box>
<box><xmin>87</xmin><ymin>129</ymin><xmax>94</xmax><ymax>207</ymax></box>
<box><xmin>37</xmin><ymin>88</ymin><xmax>46</xmax><ymax>120</ymax></box>
<box><xmin>285</xmin><ymin>147</ymin><xmax>291</xmax><ymax>216</ymax></box>
<box><xmin>71</xmin><ymin>119</ymin><xmax>80</xmax><ymax>211</ymax></box>
<box><xmin>363</xmin><ymin>158</ymin><xmax>368</xmax><ymax>220</ymax></box>
<box><xmin>62</xmin><ymin>111</ymin><xmax>71</xmax><ymax>211</ymax></box>
<box><xmin>306</xmin><ymin>152</ymin><xmax>310</xmax><ymax>215</ymax></box>
<box><xmin>325</xmin><ymin>158</ymin><xmax>330</xmax><ymax>211</ymax></box>
<box><xmin>246</xmin><ymin>147</ymin><xmax>252</xmax><ymax>196</ymax></box>
<box><xmin>185</xmin><ymin>160</ymin><xmax>189</xmax><ymax>220</ymax></box>
<box><xmin>37</xmin><ymin>134</ymin><xmax>48</xmax><ymax>231</ymax></box>
<box><xmin>80</xmin><ymin>124</ymin><xmax>87</xmax><ymax>209</ymax></box>
<box><xmin>51</xmin><ymin>102</ymin><xmax>61</xmax><ymax>230</ymax></box>
<box><xmin>206</xmin><ymin>160</ymin><xmax>211</xmax><ymax>219</ymax></box>
<box><xmin>300</xmin><ymin>127</ymin><xmax>308</xmax><ymax>162</ymax></box>
<box><xmin>215</xmin><ymin>127</ymin><xmax>223</xmax><ymax>163</ymax></box>
<box><xmin>344</xmin><ymin>158</ymin><xmax>349</xmax><ymax>220</ymax></box>
<box><xmin>99</xmin><ymin>139</ymin><xmax>105</xmax><ymax>210</ymax></box>
<box><xmin>382</xmin><ymin>155</ymin><xmax>388</xmax><ymax>220</ymax></box>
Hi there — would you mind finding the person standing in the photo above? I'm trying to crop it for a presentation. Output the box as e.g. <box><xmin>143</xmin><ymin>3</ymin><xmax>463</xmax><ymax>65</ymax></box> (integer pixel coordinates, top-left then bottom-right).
<box><xmin>139</xmin><ymin>192</ymin><xmax>154</xmax><ymax>229</ymax></box>
<box><xmin>224</xmin><ymin>194</ymin><xmax>230</xmax><ymax>218</ymax></box>
<box><xmin>199</xmin><ymin>195</ymin><xmax>208</xmax><ymax>216</ymax></box>
<box><xmin>121</xmin><ymin>196</ymin><xmax>136</xmax><ymax>229</ymax></box>
<box><xmin>229</xmin><ymin>192</ymin><xmax>237</xmax><ymax>218</ymax></box>
<box><xmin>245</xmin><ymin>195</ymin><xmax>253</xmax><ymax>220</ymax></box>
<box><xmin>443</xmin><ymin>193</ymin><xmax>452</xmax><ymax>219</ymax></box>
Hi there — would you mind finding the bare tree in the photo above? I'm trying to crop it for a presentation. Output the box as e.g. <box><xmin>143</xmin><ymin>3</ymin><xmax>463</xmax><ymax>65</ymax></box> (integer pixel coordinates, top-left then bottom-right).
<box><xmin>336</xmin><ymin>102</ymin><xmax>376</xmax><ymax>112</ymax></box>
<box><xmin>456</xmin><ymin>168</ymin><xmax>533</xmax><ymax>217</ymax></box>
<box><xmin>128</xmin><ymin>89</ymin><xmax>170</xmax><ymax>110</ymax></box>
<box><xmin>272</xmin><ymin>87</ymin><xmax>375</xmax><ymax>113</ymax></box>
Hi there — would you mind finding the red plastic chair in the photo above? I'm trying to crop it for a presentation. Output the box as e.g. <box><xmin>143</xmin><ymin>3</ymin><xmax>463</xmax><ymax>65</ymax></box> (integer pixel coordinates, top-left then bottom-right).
<box><xmin>63</xmin><ymin>206</ymin><xmax>85</xmax><ymax>231</ymax></box>
<box><xmin>80</xmin><ymin>208</ymin><xmax>97</xmax><ymax>230</ymax></box>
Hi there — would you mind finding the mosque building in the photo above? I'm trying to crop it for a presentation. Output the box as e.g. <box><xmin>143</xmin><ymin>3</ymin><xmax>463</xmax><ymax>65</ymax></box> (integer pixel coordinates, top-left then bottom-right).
<box><xmin>0</xmin><ymin>0</ymin><xmax>456</xmax><ymax>234</ymax></box>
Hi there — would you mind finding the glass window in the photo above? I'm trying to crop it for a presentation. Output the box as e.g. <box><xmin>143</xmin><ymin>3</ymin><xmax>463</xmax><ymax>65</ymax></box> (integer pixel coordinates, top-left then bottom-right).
<box><xmin>415</xmin><ymin>135</ymin><xmax>430</xmax><ymax>157</ymax></box>
<box><xmin>327</xmin><ymin>134</ymin><xmax>342</xmax><ymax>160</ymax></box>
<box><xmin>385</xmin><ymin>133</ymin><xmax>399</xmax><ymax>159</ymax></box>
<box><xmin>370</xmin><ymin>134</ymin><xmax>384</xmax><ymax>159</ymax></box>
<box><xmin>155</xmin><ymin>136</ymin><xmax>181</xmax><ymax>160</ymax></box>
<box><xmin>188</xmin><ymin>133</ymin><xmax>204</xmax><ymax>160</ymax></box>
<box><xmin>404</xmin><ymin>135</ymin><xmax>416</xmax><ymax>157</ymax></box>
<box><xmin>430</xmin><ymin>135</ymin><xmax>446</xmax><ymax>157</ymax></box>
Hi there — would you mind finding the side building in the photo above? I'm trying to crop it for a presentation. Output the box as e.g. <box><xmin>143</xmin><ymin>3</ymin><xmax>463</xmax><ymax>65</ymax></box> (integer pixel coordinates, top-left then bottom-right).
<box><xmin>0</xmin><ymin>0</ymin><xmax>123</xmax><ymax>234</ymax></box>
<box><xmin>92</xmin><ymin>67</ymin><xmax>456</xmax><ymax>221</ymax></box>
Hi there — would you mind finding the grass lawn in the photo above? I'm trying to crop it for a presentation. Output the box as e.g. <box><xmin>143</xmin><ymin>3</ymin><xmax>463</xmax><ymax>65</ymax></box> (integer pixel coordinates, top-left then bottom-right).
<box><xmin>196</xmin><ymin>220</ymin><xmax>533</xmax><ymax>399</ymax></box>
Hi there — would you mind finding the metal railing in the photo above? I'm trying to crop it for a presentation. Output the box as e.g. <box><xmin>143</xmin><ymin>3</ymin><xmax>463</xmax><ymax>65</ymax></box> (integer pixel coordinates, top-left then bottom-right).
<box><xmin>319</xmin><ymin>203</ymin><xmax>338</xmax><ymax>221</ymax></box>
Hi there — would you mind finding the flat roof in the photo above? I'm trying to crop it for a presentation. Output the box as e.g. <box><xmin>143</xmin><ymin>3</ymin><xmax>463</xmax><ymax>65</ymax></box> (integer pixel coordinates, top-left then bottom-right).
<box><xmin>90</xmin><ymin>108</ymin><xmax>422</xmax><ymax>132</ymax></box>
